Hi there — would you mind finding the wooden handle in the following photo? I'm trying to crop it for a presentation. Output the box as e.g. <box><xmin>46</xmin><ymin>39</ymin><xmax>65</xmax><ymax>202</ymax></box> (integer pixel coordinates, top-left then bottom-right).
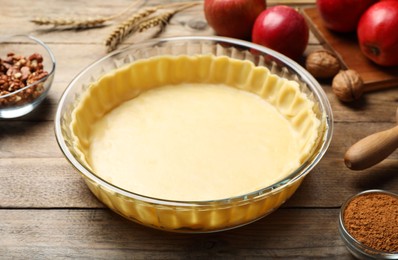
<box><xmin>364</xmin><ymin>81</ymin><xmax>398</xmax><ymax>93</ymax></box>
<box><xmin>344</xmin><ymin>125</ymin><xmax>398</xmax><ymax>170</ymax></box>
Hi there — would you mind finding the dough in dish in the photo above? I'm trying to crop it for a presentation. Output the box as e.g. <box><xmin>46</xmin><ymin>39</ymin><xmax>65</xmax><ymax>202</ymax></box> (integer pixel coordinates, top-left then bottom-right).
<box><xmin>71</xmin><ymin>54</ymin><xmax>321</xmax><ymax>201</ymax></box>
<box><xmin>89</xmin><ymin>83</ymin><xmax>302</xmax><ymax>201</ymax></box>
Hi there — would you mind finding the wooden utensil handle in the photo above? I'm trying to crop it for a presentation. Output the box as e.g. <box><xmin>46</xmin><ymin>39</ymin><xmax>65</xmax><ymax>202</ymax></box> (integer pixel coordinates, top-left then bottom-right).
<box><xmin>364</xmin><ymin>81</ymin><xmax>398</xmax><ymax>93</ymax></box>
<box><xmin>344</xmin><ymin>126</ymin><xmax>398</xmax><ymax>170</ymax></box>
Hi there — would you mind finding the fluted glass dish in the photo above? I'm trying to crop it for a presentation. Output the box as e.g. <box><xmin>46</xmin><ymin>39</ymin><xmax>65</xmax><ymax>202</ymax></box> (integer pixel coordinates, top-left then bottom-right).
<box><xmin>55</xmin><ymin>36</ymin><xmax>333</xmax><ymax>233</ymax></box>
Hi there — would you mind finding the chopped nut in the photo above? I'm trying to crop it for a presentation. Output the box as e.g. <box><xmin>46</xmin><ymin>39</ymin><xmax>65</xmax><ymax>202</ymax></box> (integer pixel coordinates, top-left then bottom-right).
<box><xmin>28</xmin><ymin>53</ymin><xmax>43</xmax><ymax>63</ymax></box>
<box><xmin>0</xmin><ymin>52</ymin><xmax>48</xmax><ymax>107</ymax></box>
<box><xmin>14</xmin><ymin>72</ymin><xmax>22</xmax><ymax>79</ymax></box>
<box><xmin>20</xmin><ymin>66</ymin><xmax>31</xmax><ymax>80</ymax></box>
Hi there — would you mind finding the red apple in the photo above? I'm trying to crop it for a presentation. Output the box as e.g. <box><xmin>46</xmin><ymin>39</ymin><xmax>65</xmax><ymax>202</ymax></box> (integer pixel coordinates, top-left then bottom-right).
<box><xmin>357</xmin><ymin>1</ymin><xmax>398</xmax><ymax>66</ymax></box>
<box><xmin>316</xmin><ymin>0</ymin><xmax>377</xmax><ymax>33</ymax></box>
<box><xmin>204</xmin><ymin>0</ymin><xmax>266</xmax><ymax>40</ymax></box>
<box><xmin>252</xmin><ymin>5</ymin><xmax>309</xmax><ymax>60</ymax></box>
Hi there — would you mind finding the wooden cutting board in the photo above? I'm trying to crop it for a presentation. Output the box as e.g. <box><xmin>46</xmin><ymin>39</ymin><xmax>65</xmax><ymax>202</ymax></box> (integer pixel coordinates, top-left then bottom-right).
<box><xmin>303</xmin><ymin>7</ymin><xmax>398</xmax><ymax>91</ymax></box>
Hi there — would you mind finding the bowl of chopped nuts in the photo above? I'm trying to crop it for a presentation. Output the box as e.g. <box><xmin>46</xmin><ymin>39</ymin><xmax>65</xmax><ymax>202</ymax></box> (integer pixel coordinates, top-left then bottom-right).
<box><xmin>0</xmin><ymin>34</ymin><xmax>56</xmax><ymax>118</ymax></box>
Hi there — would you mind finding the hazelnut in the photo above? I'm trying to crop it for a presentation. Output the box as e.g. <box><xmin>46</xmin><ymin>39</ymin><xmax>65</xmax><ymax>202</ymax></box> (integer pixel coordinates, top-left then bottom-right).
<box><xmin>305</xmin><ymin>50</ymin><xmax>341</xmax><ymax>79</ymax></box>
<box><xmin>332</xmin><ymin>69</ymin><xmax>364</xmax><ymax>102</ymax></box>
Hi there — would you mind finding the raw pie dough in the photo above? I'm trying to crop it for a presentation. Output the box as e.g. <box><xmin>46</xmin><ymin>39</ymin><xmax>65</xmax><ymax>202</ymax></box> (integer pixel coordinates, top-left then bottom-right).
<box><xmin>71</xmin><ymin>55</ymin><xmax>320</xmax><ymax>201</ymax></box>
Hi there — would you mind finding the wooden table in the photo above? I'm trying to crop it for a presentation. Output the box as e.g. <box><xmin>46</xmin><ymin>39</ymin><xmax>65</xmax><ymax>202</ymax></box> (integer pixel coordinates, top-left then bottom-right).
<box><xmin>1</xmin><ymin>0</ymin><xmax>398</xmax><ymax>258</ymax></box>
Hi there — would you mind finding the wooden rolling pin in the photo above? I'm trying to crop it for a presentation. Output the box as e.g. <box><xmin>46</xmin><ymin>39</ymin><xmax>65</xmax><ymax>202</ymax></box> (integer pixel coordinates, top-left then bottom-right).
<box><xmin>345</xmin><ymin>108</ymin><xmax>398</xmax><ymax>170</ymax></box>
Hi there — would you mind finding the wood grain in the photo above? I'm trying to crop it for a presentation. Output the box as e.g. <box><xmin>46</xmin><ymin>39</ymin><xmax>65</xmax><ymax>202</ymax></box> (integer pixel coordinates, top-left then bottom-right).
<box><xmin>0</xmin><ymin>158</ymin><xmax>102</xmax><ymax>208</ymax></box>
<box><xmin>0</xmin><ymin>208</ymin><xmax>350</xmax><ymax>259</ymax></box>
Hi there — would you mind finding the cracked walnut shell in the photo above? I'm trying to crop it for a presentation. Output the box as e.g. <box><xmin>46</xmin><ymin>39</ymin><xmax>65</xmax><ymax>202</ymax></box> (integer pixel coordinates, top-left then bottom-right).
<box><xmin>305</xmin><ymin>50</ymin><xmax>341</xmax><ymax>79</ymax></box>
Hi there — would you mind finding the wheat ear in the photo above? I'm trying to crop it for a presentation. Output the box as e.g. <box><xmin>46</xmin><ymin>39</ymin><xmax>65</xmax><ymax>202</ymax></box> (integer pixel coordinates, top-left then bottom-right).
<box><xmin>105</xmin><ymin>2</ymin><xmax>200</xmax><ymax>52</ymax></box>
<box><xmin>30</xmin><ymin>17</ymin><xmax>109</xmax><ymax>28</ymax></box>
<box><xmin>138</xmin><ymin>2</ymin><xmax>199</xmax><ymax>32</ymax></box>
<box><xmin>138</xmin><ymin>11</ymin><xmax>175</xmax><ymax>32</ymax></box>
<box><xmin>105</xmin><ymin>7</ymin><xmax>158</xmax><ymax>52</ymax></box>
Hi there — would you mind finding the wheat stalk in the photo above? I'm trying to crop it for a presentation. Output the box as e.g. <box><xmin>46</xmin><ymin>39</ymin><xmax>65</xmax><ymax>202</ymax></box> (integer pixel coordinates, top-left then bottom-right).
<box><xmin>105</xmin><ymin>7</ymin><xmax>158</xmax><ymax>52</ymax></box>
<box><xmin>30</xmin><ymin>0</ymin><xmax>143</xmax><ymax>28</ymax></box>
<box><xmin>106</xmin><ymin>2</ymin><xmax>199</xmax><ymax>52</ymax></box>
<box><xmin>31</xmin><ymin>17</ymin><xmax>109</xmax><ymax>28</ymax></box>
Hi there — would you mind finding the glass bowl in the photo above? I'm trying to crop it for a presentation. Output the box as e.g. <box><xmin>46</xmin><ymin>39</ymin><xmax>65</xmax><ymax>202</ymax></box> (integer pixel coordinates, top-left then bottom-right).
<box><xmin>55</xmin><ymin>36</ymin><xmax>333</xmax><ymax>233</ymax></box>
<box><xmin>0</xmin><ymin>34</ymin><xmax>56</xmax><ymax>118</ymax></box>
<box><xmin>338</xmin><ymin>190</ymin><xmax>398</xmax><ymax>259</ymax></box>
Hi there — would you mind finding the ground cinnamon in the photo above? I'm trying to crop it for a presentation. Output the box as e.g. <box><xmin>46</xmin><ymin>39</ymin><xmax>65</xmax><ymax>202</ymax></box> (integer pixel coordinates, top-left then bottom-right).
<box><xmin>343</xmin><ymin>192</ymin><xmax>398</xmax><ymax>253</ymax></box>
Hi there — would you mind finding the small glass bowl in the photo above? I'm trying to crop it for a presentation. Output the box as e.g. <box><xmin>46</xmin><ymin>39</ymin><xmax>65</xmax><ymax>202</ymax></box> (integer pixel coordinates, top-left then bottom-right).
<box><xmin>338</xmin><ymin>190</ymin><xmax>398</xmax><ymax>259</ymax></box>
<box><xmin>55</xmin><ymin>36</ymin><xmax>333</xmax><ymax>232</ymax></box>
<box><xmin>0</xmin><ymin>34</ymin><xmax>56</xmax><ymax>118</ymax></box>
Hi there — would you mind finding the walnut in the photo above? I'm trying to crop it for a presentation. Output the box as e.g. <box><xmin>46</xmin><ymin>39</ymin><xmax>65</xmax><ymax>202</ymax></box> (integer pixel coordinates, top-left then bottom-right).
<box><xmin>305</xmin><ymin>50</ymin><xmax>341</xmax><ymax>79</ymax></box>
<box><xmin>332</xmin><ymin>69</ymin><xmax>364</xmax><ymax>102</ymax></box>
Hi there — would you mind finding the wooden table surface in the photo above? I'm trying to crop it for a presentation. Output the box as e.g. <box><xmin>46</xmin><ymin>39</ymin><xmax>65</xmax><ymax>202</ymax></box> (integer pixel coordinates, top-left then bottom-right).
<box><xmin>1</xmin><ymin>0</ymin><xmax>398</xmax><ymax>259</ymax></box>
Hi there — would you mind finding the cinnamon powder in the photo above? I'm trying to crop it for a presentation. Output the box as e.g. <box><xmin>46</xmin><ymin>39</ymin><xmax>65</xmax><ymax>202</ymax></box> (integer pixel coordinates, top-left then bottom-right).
<box><xmin>343</xmin><ymin>192</ymin><xmax>398</xmax><ymax>253</ymax></box>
